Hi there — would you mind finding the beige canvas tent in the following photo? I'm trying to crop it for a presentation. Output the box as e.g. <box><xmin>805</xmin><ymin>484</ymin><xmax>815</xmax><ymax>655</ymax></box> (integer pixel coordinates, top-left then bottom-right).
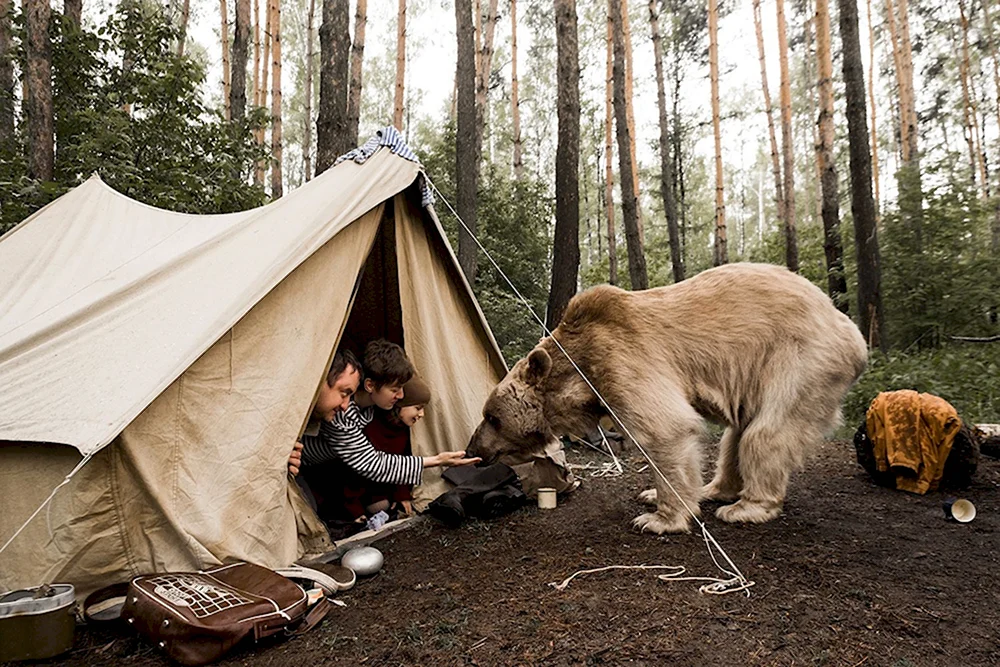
<box><xmin>0</xmin><ymin>131</ymin><xmax>520</xmax><ymax>596</ymax></box>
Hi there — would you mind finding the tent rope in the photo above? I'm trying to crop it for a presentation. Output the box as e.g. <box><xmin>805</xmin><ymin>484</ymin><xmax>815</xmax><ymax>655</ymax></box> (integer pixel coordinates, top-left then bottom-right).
<box><xmin>426</xmin><ymin>177</ymin><xmax>753</xmax><ymax>597</ymax></box>
<box><xmin>0</xmin><ymin>452</ymin><xmax>94</xmax><ymax>558</ymax></box>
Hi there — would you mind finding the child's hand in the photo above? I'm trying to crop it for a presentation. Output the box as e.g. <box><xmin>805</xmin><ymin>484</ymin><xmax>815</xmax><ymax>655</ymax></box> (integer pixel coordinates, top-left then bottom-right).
<box><xmin>436</xmin><ymin>450</ymin><xmax>482</xmax><ymax>468</ymax></box>
<box><xmin>288</xmin><ymin>441</ymin><xmax>303</xmax><ymax>476</ymax></box>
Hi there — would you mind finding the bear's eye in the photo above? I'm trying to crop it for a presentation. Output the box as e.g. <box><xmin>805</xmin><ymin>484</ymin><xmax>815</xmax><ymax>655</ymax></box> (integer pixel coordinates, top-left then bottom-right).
<box><xmin>486</xmin><ymin>414</ymin><xmax>501</xmax><ymax>430</ymax></box>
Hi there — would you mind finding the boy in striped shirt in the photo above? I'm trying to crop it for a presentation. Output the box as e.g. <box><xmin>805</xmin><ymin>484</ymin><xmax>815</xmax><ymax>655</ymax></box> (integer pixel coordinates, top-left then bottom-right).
<box><xmin>289</xmin><ymin>340</ymin><xmax>479</xmax><ymax>513</ymax></box>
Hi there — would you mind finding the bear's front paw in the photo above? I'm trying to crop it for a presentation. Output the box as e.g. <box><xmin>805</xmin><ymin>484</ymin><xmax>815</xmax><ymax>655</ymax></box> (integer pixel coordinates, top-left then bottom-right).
<box><xmin>700</xmin><ymin>480</ymin><xmax>740</xmax><ymax>502</ymax></box>
<box><xmin>637</xmin><ymin>488</ymin><xmax>658</xmax><ymax>505</ymax></box>
<box><xmin>631</xmin><ymin>511</ymin><xmax>691</xmax><ymax>535</ymax></box>
<box><xmin>715</xmin><ymin>499</ymin><xmax>781</xmax><ymax>524</ymax></box>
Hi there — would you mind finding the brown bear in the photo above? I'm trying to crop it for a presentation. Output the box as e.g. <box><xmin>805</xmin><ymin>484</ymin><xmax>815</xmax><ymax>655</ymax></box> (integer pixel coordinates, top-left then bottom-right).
<box><xmin>466</xmin><ymin>263</ymin><xmax>868</xmax><ymax>534</ymax></box>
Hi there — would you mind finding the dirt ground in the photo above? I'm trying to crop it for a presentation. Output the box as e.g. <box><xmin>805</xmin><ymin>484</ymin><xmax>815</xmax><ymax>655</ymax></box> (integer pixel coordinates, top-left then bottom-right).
<box><xmin>36</xmin><ymin>439</ymin><xmax>1000</xmax><ymax>667</ymax></box>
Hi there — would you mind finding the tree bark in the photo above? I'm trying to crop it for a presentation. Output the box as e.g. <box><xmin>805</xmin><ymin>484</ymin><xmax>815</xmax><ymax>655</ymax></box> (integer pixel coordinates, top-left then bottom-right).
<box><xmin>620</xmin><ymin>0</ymin><xmax>642</xmax><ymax>238</ymax></box>
<box><xmin>303</xmin><ymin>0</ymin><xmax>315</xmax><ymax>179</ymax></box>
<box><xmin>270</xmin><ymin>0</ymin><xmax>282</xmax><ymax>196</ymax></box>
<box><xmin>885</xmin><ymin>0</ymin><xmax>922</xmax><ymax>245</ymax></box>
<box><xmin>256</xmin><ymin>0</ymin><xmax>272</xmax><ymax>184</ymax></box>
<box><xmin>231</xmin><ymin>0</ymin><xmax>250</xmax><ymax>121</ymax></box>
<box><xmin>475</xmin><ymin>0</ymin><xmax>499</xmax><ymax>150</ymax></box>
<box><xmin>0</xmin><ymin>0</ymin><xmax>14</xmax><ymax>147</ymax></box>
<box><xmin>709</xmin><ymin>0</ymin><xmax>726</xmax><ymax>266</ymax></box>
<box><xmin>958</xmin><ymin>1</ymin><xmax>988</xmax><ymax>198</ymax></box>
<box><xmin>455</xmin><ymin>0</ymin><xmax>479</xmax><ymax>284</ymax></box>
<box><xmin>315</xmin><ymin>0</ymin><xmax>350</xmax><ymax>175</ymax></box>
<box><xmin>177</xmin><ymin>0</ymin><xmax>191</xmax><ymax>56</ymax></box>
<box><xmin>604</xmin><ymin>1</ymin><xmax>618</xmax><ymax>286</ymax></box>
<box><xmin>816</xmin><ymin>0</ymin><xmax>847</xmax><ymax>311</ymax></box>
<box><xmin>253</xmin><ymin>0</ymin><xmax>260</xmax><ymax>108</ymax></box>
<box><xmin>25</xmin><ymin>0</ymin><xmax>53</xmax><ymax>181</ymax></box>
<box><xmin>776</xmin><ymin>0</ymin><xmax>798</xmax><ymax>272</ymax></box>
<box><xmin>865</xmin><ymin>0</ymin><xmax>880</xmax><ymax>214</ymax></box>
<box><xmin>752</xmin><ymin>0</ymin><xmax>784</xmax><ymax>239</ymax></box>
<box><xmin>64</xmin><ymin>0</ymin><xmax>81</xmax><ymax>28</ymax></box>
<box><xmin>393</xmin><ymin>0</ymin><xmax>405</xmax><ymax>130</ymax></box>
<box><xmin>347</xmin><ymin>0</ymin><xmax>366</xmax><ymax>148</ymax></box>
<box><xmin>221</xmin><ymin>0</ymin><xmax>232</xmax><ymax>120</ymax></box>
<box><xmin>611</xmin><ymin>0</ymin><xmax>646</xmax><ymax>290</ymax></box>
<box><xmin>548</xmin><ymin>0</ymin><xmax>580</xmax><ymax>329</ymax></box>
<box><xmin>511</xmin><ymin>0</ymin><xmax>523</xmax><ymax>179</ymax></box>
<box><xmin>649</xmin><ymin>0</ymin><xmax>682</xmax><ymax>282</ymax></box>
<box><xmin>838</xmin><ymin>0</ymin><xmax>885</xmax><ymax>351</ymax></box>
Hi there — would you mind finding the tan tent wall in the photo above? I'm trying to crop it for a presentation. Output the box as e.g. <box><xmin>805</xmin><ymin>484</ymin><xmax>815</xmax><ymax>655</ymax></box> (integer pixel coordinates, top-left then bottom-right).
<box><xmin>394</xmin><ymin>193</ymin><xmax>507</xmax><ymax>508</ymax></box>
<box><xmin>0</xmin><ymin>207</ymin><xmax>384</xmax><ymax>596</ymax></box>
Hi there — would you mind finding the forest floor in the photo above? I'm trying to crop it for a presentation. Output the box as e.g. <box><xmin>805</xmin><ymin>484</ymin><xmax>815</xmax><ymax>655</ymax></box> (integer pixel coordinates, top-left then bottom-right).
<box><xmin>40</xmin><ymin>439</ymin><xmax>1000</xmax><ymax>667</ymax></box>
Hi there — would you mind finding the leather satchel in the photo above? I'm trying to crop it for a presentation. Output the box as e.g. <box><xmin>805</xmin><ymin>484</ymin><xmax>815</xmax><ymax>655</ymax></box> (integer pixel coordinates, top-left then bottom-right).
<box><xmin>112</xmin><ymin>562</ymin><xmax>331</xmax><ymax>666</ymax></box>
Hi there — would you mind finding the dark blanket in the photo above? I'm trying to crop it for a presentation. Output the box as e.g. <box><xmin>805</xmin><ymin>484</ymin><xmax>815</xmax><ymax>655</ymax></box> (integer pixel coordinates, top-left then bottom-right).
<box><xmin>427</xmin><ymin>463</ymin><xmax>526</xmax><ymax>527</ymax></box>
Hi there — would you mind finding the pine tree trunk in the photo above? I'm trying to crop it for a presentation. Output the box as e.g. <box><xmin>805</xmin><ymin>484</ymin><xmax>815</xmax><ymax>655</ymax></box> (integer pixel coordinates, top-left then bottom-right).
<box><xmin>610</xmin><ymin>0</ymin><xmax>646</xmax><ymax>290</ymax></box>
<box><xmin>221</xmin><ymin>0</ymin><xmax>232</xmax><ymax>120</ymax></box>
<box><xmin>839</xmin><ymin>0</ymin><xmax>885</xmax><ymax>351</ymax></box>
<box><xmin>475</xmin><ymin>0</ymin><xmax>499</xmax><ymax>149</ymax></box>
<box><xmin>511</xmin><ymin>0</ymin><xmax>523</xmax><ymax>180</ymax></box>
<box><xmin>25</xmin><ymin>0</ymin><xmax>53</xmax><ymax>181</ymax></box>
<box><xmin>253</xmin><ymin>0</ymin><xmax>260</xmax><ymax>108</ymax></box>
<box><xmin>604</xmin><ymin>1</ymin><xmax>618</xmax><ymax>286</ymax></box>
<box><xmin>455</xmin><ymin>0</ymin><xmax>479</xmax><ymax>284</ymax></box>
<box><xmin>816</xmin><ymin>0</ymin><xmax>847</xmax><ymax>311</ymax></box>
<box><xmin>753</xmin><ymin>0</ymin><xmax>785</xmax><ymax>236</ymax></box>
<box><xmin>983</xmin><ymin>0</ymin><xmax>1000</xmax><ymax>260</ymax></box>
<box><xmin>0</xmin><ymin>0</ymin><xmax>14</xmax><ymax>147</ymax></box>
<box><xmin>649</xmin><ymin>0</ymin><xmax>682</xmax><ymax>282</ymax></box>
<box><xmin>303</xmin><ymin>0</ymin><xmax>315</xmax><ymax>179</ymax></box>
<box><xmin>709</xmin><ymin>0</ymin><xmax>726</xmax><ymax>266</ymax></box>
<box><xmin>776</xmin><ymin>0</ymin><xmax>798</xmax><ymax>272</ymax></box>
<box><xmin>347</xmin><ymin>0</ymin><xmax>366</xmax><ymax>148</ymax></box>
<box><xmin>231</xmin><ymin>0</ymin><xmax>250</xmax><ymax>121</ymax></box>
<box><xmin>256</xmin><ymin>0</ymin><xmax>272</xmax><ymax>184</ymax></box>
<box><xmin>315</xmin><ymin>0</ymin><xmax>350</xmax><ymax>175</ymax></box>
<box><xmin>957</xmin><ymin>10</ymin><xmax>979</xmax><ymax>191</ymax></box>
<box><xmin>270</xmin><ymin>0</ymin><xmax>282</xmax><ymax>196</ymax></box>
<box><xmin>620</xmin><ymin>0</ymin><xmax>642</xmax><ymax>238</ymax></box>
<box><xmin>393</xmin><ymin>0</ymin><xmax>405</xmax><ymax>130</ymax></box>
<box><xmin>885</xmin><ymin>0</ymin><xmax>922</xmax><ymax>245</ymax></box>
<box><xmin>177</xmin><ymin>0</ymin><xmax>191</xmax><ymax>56</ymax></box>
<box><xmin>959</xmin><ymin>1</ymin><xmax>988</xmax><ymax>198</ymax></box>
<box><xmin>865</xmin><ymin>0</ymin><xmax>880</xmax><ymax>214</ymax></box>
<box><xmin>64</xmin><ymin>0</ymin><xmax>81</xmax><ymax>28</ymax></box>
<box><xmin>548</xmin><ymin>0</ymin><xmax>580</xmax><ymax>329</ymax></box>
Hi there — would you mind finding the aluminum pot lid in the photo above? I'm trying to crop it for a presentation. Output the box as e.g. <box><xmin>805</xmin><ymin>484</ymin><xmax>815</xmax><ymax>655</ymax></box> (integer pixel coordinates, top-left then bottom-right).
<box><xmin>0</xmin><ymin>584</ymin><xmax>75</xmax><ymax>617</ymax></box>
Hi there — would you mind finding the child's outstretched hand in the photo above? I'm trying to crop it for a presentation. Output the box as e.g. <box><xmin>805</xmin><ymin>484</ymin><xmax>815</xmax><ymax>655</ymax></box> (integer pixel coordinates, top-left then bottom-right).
<box><xmin>288</xmin><ymin>441</ymin><xmax>304</xmax><ymax>476</ymax></box>
<box><xmin>430</xmin><ymin>450</ymin><xmax>482</xmax><ymax>468</ymax></box>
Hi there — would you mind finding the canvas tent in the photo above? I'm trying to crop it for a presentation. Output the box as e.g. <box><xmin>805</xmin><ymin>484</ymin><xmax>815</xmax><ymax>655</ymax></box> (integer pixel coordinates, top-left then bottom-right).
<box><xmin>0</xmin><ymin>130</ymin><xmax>513</xmax><ymax>597</ymax></box>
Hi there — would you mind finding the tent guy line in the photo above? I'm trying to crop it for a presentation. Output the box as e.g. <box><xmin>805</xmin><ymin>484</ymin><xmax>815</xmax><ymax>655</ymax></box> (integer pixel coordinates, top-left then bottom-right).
<box><xmin>426</xmin><ymin>176</ymin><xmax>754</xmax><ymax>597</ymax></box>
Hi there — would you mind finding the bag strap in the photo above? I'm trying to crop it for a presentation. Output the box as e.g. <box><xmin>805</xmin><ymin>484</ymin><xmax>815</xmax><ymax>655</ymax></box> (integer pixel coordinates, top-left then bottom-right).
<box><xmin>82</xmin><ymin>582</ymin><xmax>130</xmax><ymax>623</ymax></box>
<box><xmin>285</xmin><ymin>595</ymin><xmax>332</xmax><ymax>636</ymax></box>
<box><xmin>274</xmin><ymin>565</ymin><xmax>354</xmax><ymax>595</ymax></box>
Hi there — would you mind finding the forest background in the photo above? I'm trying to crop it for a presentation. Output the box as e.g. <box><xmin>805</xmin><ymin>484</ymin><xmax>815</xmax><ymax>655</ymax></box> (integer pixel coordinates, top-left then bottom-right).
<box><xmin>0</xmin><ymin>0</ymin><xmax>997</xmax><ymax>428</ymax></box>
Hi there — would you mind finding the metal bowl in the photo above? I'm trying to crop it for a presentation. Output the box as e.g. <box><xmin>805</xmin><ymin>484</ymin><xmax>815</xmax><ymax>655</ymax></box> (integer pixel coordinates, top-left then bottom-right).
<box><xmin>340</xmin><ymin>546</ymin><xmax>384</xmax><ymax>576</ymax></box>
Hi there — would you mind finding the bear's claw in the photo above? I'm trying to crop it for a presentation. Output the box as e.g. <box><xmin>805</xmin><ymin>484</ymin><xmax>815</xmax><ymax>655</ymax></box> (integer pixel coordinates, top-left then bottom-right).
<box><xmin>631</xmin><ymin>511</ymin><xmax>691</xmax><ymax>535</ymax></box>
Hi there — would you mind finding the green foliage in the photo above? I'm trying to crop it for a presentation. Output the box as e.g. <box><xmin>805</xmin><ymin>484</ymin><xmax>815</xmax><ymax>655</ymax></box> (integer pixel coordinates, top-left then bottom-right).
<box><xmin>1</xmin><ymin>0</ymin><xmax>267</xmax><ymax>235</ymax></box>
<box><xmin>844</xmin><ymin>344</ymin><xmax>1000</xmax><ymax>430</ymax></box>
<box><xmin>414</xmin><ymin>121</ymin><xmax>552</xmax><ymax>366</ymax></box>
<box><xmin>880</xmin><ymin>164</ymin><xmax>999</xmax><ymax>349</ymax></box>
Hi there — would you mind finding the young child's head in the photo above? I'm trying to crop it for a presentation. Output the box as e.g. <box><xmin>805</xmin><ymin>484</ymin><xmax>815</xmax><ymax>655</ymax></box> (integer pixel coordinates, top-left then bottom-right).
<box><xmin>393</xmin><ymin>376</ymin><xmax>431</xmax><ymax>427</ymax></box>
<box><xmin>363</xmin><ymin>339</ymin><xmax>414</xmax><ymax>410</ymax></box>
<box><xmin>314</xmin><ymin>349</ymin><xmax>362</xmax><ymax>421</ymax></box>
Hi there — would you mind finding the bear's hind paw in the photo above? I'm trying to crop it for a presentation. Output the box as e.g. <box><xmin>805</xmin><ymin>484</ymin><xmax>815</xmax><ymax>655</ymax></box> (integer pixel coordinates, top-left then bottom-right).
<box><xmin>715</xmin><ymin>499</ymin><xmax>781</xmax><ymax>524</ymax></box>
<box><xmin>631</xmin><ymin>511</ymin><xmax>691</xmax><ymax>535</ymax></box>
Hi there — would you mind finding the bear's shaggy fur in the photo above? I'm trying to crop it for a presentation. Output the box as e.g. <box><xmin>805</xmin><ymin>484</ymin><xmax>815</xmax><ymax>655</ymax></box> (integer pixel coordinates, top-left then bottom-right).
<box><xmin>466</xmin><ymin>263</ymin><xmax>868</xmax><ymax>534</ymax></box>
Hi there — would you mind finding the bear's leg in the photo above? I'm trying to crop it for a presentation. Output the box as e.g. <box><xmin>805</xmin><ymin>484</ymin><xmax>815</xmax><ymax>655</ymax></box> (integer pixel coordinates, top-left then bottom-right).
<box><xmin>632</xmin><ymin>424</ymin><xmax>703</xmax><ymax>535</ymax></box>
<box><xmin>701</xmin><ymin>426</ymin><xmax>743</xmax><ymax>502</ymax></box>
<box><xmin>715</xmin><ymin>416</ymin><xmax>815</xmax><ymax>524</ymax></box>
<box><xmin>637</xmin><ymin>488</ymin><xmax>657</xmax><ymax>505</ymax></box>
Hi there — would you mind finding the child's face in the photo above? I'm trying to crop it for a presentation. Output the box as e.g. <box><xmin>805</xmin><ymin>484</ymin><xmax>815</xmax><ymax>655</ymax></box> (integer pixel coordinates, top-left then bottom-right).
<box><xmin>398</xmin><ymin>405</ymin><xmax>425</xmax><ymax>427</ymax></box>
<box><xmin>366</xmin><ymin>379</ymin><xmax>405</xmax><ymax>410</ymax></box>
<box><xmin>314</xmin><ymin>365</ymin><xmax>361</xmax><ymax>421</ymax></box>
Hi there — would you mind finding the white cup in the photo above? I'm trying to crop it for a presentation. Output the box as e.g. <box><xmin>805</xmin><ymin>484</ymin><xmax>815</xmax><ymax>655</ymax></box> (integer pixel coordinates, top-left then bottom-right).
<box><xmin>537</xmin><ymin>487</ymin><xmax>557</xmax><ymax>510</ymax></box>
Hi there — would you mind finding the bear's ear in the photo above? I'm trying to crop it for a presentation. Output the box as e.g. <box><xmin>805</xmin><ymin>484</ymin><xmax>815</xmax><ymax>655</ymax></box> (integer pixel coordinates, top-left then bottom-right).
<box><xmin>525</xmin><ymin>348</ymin><xmax>552</xmax><ymax>386</ymax></box>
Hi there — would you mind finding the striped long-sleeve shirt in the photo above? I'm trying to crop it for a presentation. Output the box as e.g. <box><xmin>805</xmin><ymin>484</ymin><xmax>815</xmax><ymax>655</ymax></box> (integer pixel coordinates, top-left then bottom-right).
<box><xmin>300</xmin><ymin>400</ymin><xmax>424</xmax><ymax>486</ymax></box>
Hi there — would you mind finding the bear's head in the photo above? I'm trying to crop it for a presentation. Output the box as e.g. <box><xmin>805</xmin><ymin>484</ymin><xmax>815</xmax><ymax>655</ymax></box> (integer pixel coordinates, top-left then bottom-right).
<box><xmin>466</xmin><ymin>347</ymin><xmax>555</xmax><ymax>463</ymax></box>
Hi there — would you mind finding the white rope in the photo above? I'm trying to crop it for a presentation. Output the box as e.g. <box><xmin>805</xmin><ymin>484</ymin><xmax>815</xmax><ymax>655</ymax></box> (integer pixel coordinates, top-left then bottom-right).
<box><xmin>427</xmin><ymin>177</ymin><xmax>753</xmax><ymax>597</ymax></box>
<box><xmin>0</xmin><ymin>452</ymin><xmax>94</xmax><ymax>557</ymax></box>
<box><xmin>548</xmin><ymin>564</ymin><xmax>754</xmax><ymax>596</ymax></box>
